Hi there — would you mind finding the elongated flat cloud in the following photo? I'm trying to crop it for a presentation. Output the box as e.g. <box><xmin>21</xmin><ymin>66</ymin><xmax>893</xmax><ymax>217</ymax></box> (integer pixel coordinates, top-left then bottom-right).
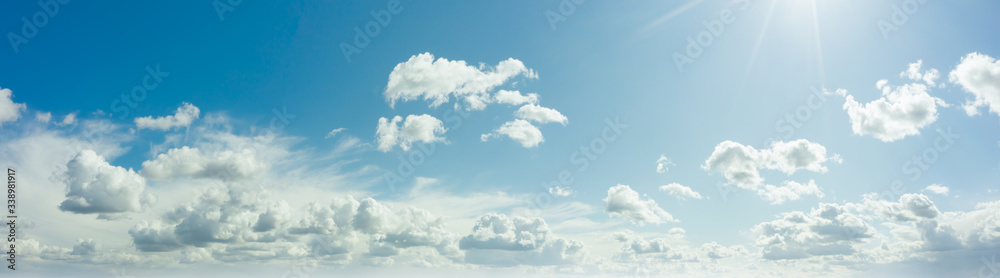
<box><xmin>514</xmin><ymin>104</ymin><xmax>568</xmax><ymax>125</ymax></box>
<box><xmin>703</xmin><ymin>139</ymin><xmax>837</xmax><ymax>189</ymax></box>
<box><xmin>481</xmin><ymin>119</ymin><xmax>544</xmax><ymax>148</ymax></box>
<box><xmin>135</xmin><ymin>102</ymin><xmax>201</xmax><ymax>130</ymax></box>
<box><xmin>375</xmin><ymin>114</ymin><xmax>447</xmax><ymax>152</ymax></box>
<box><xmin>659</xmin><ymin>183</ymin><xmax>702</xmax><ymax>200</ymax></box>
<box><xmin>493</xmin><ymin>90</ymin><xmax>538</xmax><ymax>106</ymax></box>
<box><xmin>139</xmin><ymin>146</ymin><xmax>268</xmax><ymax>182</ymax></box>
<box><xmin>384</xmin><ymin>52</ymin><xmax>537</xmax><ymax>108</ymax></box>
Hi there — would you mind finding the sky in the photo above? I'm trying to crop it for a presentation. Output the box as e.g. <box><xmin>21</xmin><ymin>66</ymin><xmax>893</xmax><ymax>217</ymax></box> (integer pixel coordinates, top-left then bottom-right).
<box><xmin>1</xmin><ymin>0</ymin><xmax>999</xmax><ymax>277</ymax></box>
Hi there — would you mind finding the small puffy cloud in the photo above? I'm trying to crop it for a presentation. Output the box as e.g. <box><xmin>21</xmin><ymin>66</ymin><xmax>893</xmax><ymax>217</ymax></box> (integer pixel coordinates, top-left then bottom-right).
<box><xmin>135</xmin><ymin>102</ymin><xmax>201</xmax><ymax>130</ymax></box>
<box><xmin>35</xmin><ymin>112</ymin><xmax>51</xmax><ymax>123</ymax></box>
<box><xmin>949</xmin><ymin>52</ymin><xmax>1000</xmax><ymax>116</ymax></box>
<box><xmin>0</xmin><ymin>87</ymin><xmax>26</xmax><ymax>126</ymax></box>
<box><xmin>513</xmin><ymin>104</ymin><xmax>568</xmax><ymax>125</ymax></box>
<box><xmin>756</xmin><ymin>180</ymin><xmax>824</xmax><ymax>205</ymax></box>
<box><xmin>375</xmin><ymin>114</ymin><xmax>447</xmax><ymax>152</ymax></box>
<box><xmin>655</xmin><ymin>154</ymin><xmax>674</xmax><ymax>173</ymax></box>
<box><xmin>325</xmin><ymin>127</ymin><xmax>346</xmax><ymax>139</ymax></box>
<box><xmin>139</xmin><ymin>146</ymin><xmax>268</xmax><ymax>182</ymax></box>
<box><xmin>604</xmin><ymin>185</ymin><xmax>676</xmax><ymax>225</ymax></box>
<box><xmin>549</xmin><ymin>185</ymin><xmax>573</xmax><ymax>197</ymax></box>
<box><xmin>58</xmin><ymin>150</ymin><xmax>157</xmax><ymax>219</ymax></box>
<box><xmin>659</xmin><ymin>183</ymin><xmax>702</xmax><ymax>200</ymax></box>
<box><xmin>703</xmin><ymin>139</ymin><xmax>836</xmax><ymax>190</ymax></box>
<box><xmin>843</xmin><ymin>60</ymin><xmax>947</xmax><ymax>142</ymax></box>
<box><xmin>383</xmin><ymin>52</ymin><xmax>537</xmax><ymax>108</ymax></box>
<box><xmin>923</xmin><ymin>184</ymin><xmax>950</xmax><ymax>196</ymax></box>
<box><xmin>493</xmin><ymin>90</ymin><xmax>538</xmax><ymax>106</ymax></box>
<box><xmin>57</xmin><ymin>112</ymin><xmax>77</xmax><ymax>126</ymax></box>
<box><xmin>481</xmin><ymin>119</ymin><xmax>544</xmax><ymax>148</ymax></box>
<box><xmin>900</xmin><ymin>60</ymin><xmax>940</xmax><ymax>86</ymax></box>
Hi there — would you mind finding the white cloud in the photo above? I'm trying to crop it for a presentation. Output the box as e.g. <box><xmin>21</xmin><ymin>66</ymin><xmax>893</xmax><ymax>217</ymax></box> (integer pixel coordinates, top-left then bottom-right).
<box><xmin>753</xmin><ymin>203</ymin><xmax>876</xmax><ymax>260</ymax></box>
<box><xmin>135</xmin><ymin>102</ymin><xmax>201</xmax><ymax>130</ymax></box>
<box><xmin>843</xmin><ymin>61</ymin><xmax>947</xmax><ymax>142</ymax></box>
<box><xmin>756</xmin><ymin>180</ymin><xmax>824</xmax><ymax>205</ymax></box>
<box><xmin>852</xmin><ymin>193</ymin><xmax>940</xmax><ymax>222</ymax></box>
<box><xmin>58</xmin><ymin>150</ymin><xmax>157</xmax><ymax>219</ymax></box>
<box><xmin>949</xmin><ymin>52</ymin><xmax>1000</xmax><ymax>116</ymax></box>
<box><xmin>549</xmin><ymin>185</ymin><xmax>573</xmax><ymax>197</ymax></box>
<box><xmin>383</xmin><ymin>52</ymin><xmax>537</xmax><ymax>109</ymax></box>
<box><xmin>481</xmin><ymin>119</ymin><xmax>544</xmax><ymax>148</ymax></box>
<box><xmin>325</xmin><ymin>127</ymin><xmax>346</xmax><ymax>139</ymax></box>
<box><xmin>701</xmin><ymin>241</ymin><xmax>747</xmax><ymax>259</ymax></box>
<box><xmin>900</xmin><ymin>59</ymin><xmax>941</xmax><ymax>86</ymax></box>
<box><xmin>655</xmin><ymin>155</ymin><xmax>674</xmax><ymax>173</ymax></box>
<box><xmin>0</xmin><ymin>87</ymin><xmax>25</xmax><ymax>126</ymax></box>
<box><xmin>923</xmin><ymin>184</ymin><xmax>950</xmax><ymax>196</ymax></box>
<box><xmin>493</xmin><ymin>90</ymin><xmax>538</xmax><ymax>106</ymax></box>
<box><xmin>513</xmin><ymin>104</ymin><xmax>568</xmax><ymax>125</ymax></box>
<box><xmin>659</xmin><ymin>183</ymin><xmax>702</xmax><ymax>200</ymax></box>
<box><xmin>36</xmin><ymin>112</ymin><xmax>52</xmax><ymax>123</ymax></box>
<box><xmin>460</xmin><ymin>213</ymin><xmax>585</xmax><ymax>266</ymax></box>
<box><xmin>375</xmin><ymin>114</ymin><xmax>447</xmax><ymax>152</ymax></box>
<box><xmin>57</xmin><ymin>112</ymin><xmax>77</xmax><ymax>126</ymax></box>
<box><xmin>604</xmin><ymin>185</ymin><xmax>676</xmax><ymax>225</ymax></box>
<box><xmin>611</xmin><ymin>231</ymin><xmax>699</xmax><ymax>263</ymax></box>
<box><xmin>139</xmin><ymin>146</ymin><xmax>268</xmax><ymax>182</ymax></box>
<box><xmin>702</xmin><ymin>139</ymin><xmax>837</xmax><ymax>192</ymax></box>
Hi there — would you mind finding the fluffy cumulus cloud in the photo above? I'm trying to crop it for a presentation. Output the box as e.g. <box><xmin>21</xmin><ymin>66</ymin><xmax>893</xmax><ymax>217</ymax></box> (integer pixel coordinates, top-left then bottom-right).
<box><xmin>753</xmin><ymin>203</ymin><xmax>876</xmax><ymax>260</ymax></box>
<box><xmin>702</xmin><ymin>140</ymin><xmax>835</xmax><ymax>203</ymax></box>
<box><xmin>513</xmin><ymin>104</ymin><xmax>568</xmax><ymax>125</ymax></box>
<box><xmin>129</xmin><ymin>185</ymin><xmax>461</xmax><ymax>264</ymax></box>
<box><xmin>604</xmin><ymin>185</ymin><xmax>676</xmax><ymax>225</ymax></box>
<box><xmin>383</xmin><ymin>52</ymin><xmax>538</xmax><ymax>109</ymax></box>
<box><xmin>139</xmin><ymin>146</ymin><xmax>268</xmax><ymax>182</ymax></box>
<box><xmin>611</xmin><ymin>231</ymin><xmax>699</xmax><ymax>263</ymax></box>
<box><xmin>842</xmin><ymin>61</ymin><xmax>947</xmax><ymax>142</ymax></box>
<box><xmin>375</xmin><ymin>114</ymin><xmax>447</xmax><ymax>152</ymax></box>
<box><xmin>0</xmin><ymin>87</ymin><xmax>26</xmax><ymax>126</ymax></box>
<box><xmin>659</xmin><ymin>183</ymin><xmax>702</xmax><ymax>200</ymax></box>
<box><xmin>379</xmin><ymin>53</ymin><xmax>566</xmax><ymax>149</ymax></box>
<box><xmin>58</xmin><ymin>150</ymin><xmax>157</xmax><ymax>219</ymax></box>
<box><xmin>949</xmin><ymin>52</ymin><xmax>1000</xmax><ymax>116</ymax></box>
<box><xmin>135</xmin><ymin>102</ymin><xmax>201</xmax><ymax>130</ymax></box>
<box><xmin>460</xmin><ymin>213</ymin><xmax>585</xmax><ymax>266</ymax></box>
<box><xmin>481</xmin><ymin>119</ymin><xmax>544</xmax><ymax>148</ymax></box>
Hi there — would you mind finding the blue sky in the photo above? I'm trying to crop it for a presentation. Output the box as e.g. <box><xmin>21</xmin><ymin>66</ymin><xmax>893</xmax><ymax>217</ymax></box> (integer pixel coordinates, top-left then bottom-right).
<box><xmin>1</xmin><ymin>0</ymin><xmax>1000</xmax><ymax>277</ymax></box>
